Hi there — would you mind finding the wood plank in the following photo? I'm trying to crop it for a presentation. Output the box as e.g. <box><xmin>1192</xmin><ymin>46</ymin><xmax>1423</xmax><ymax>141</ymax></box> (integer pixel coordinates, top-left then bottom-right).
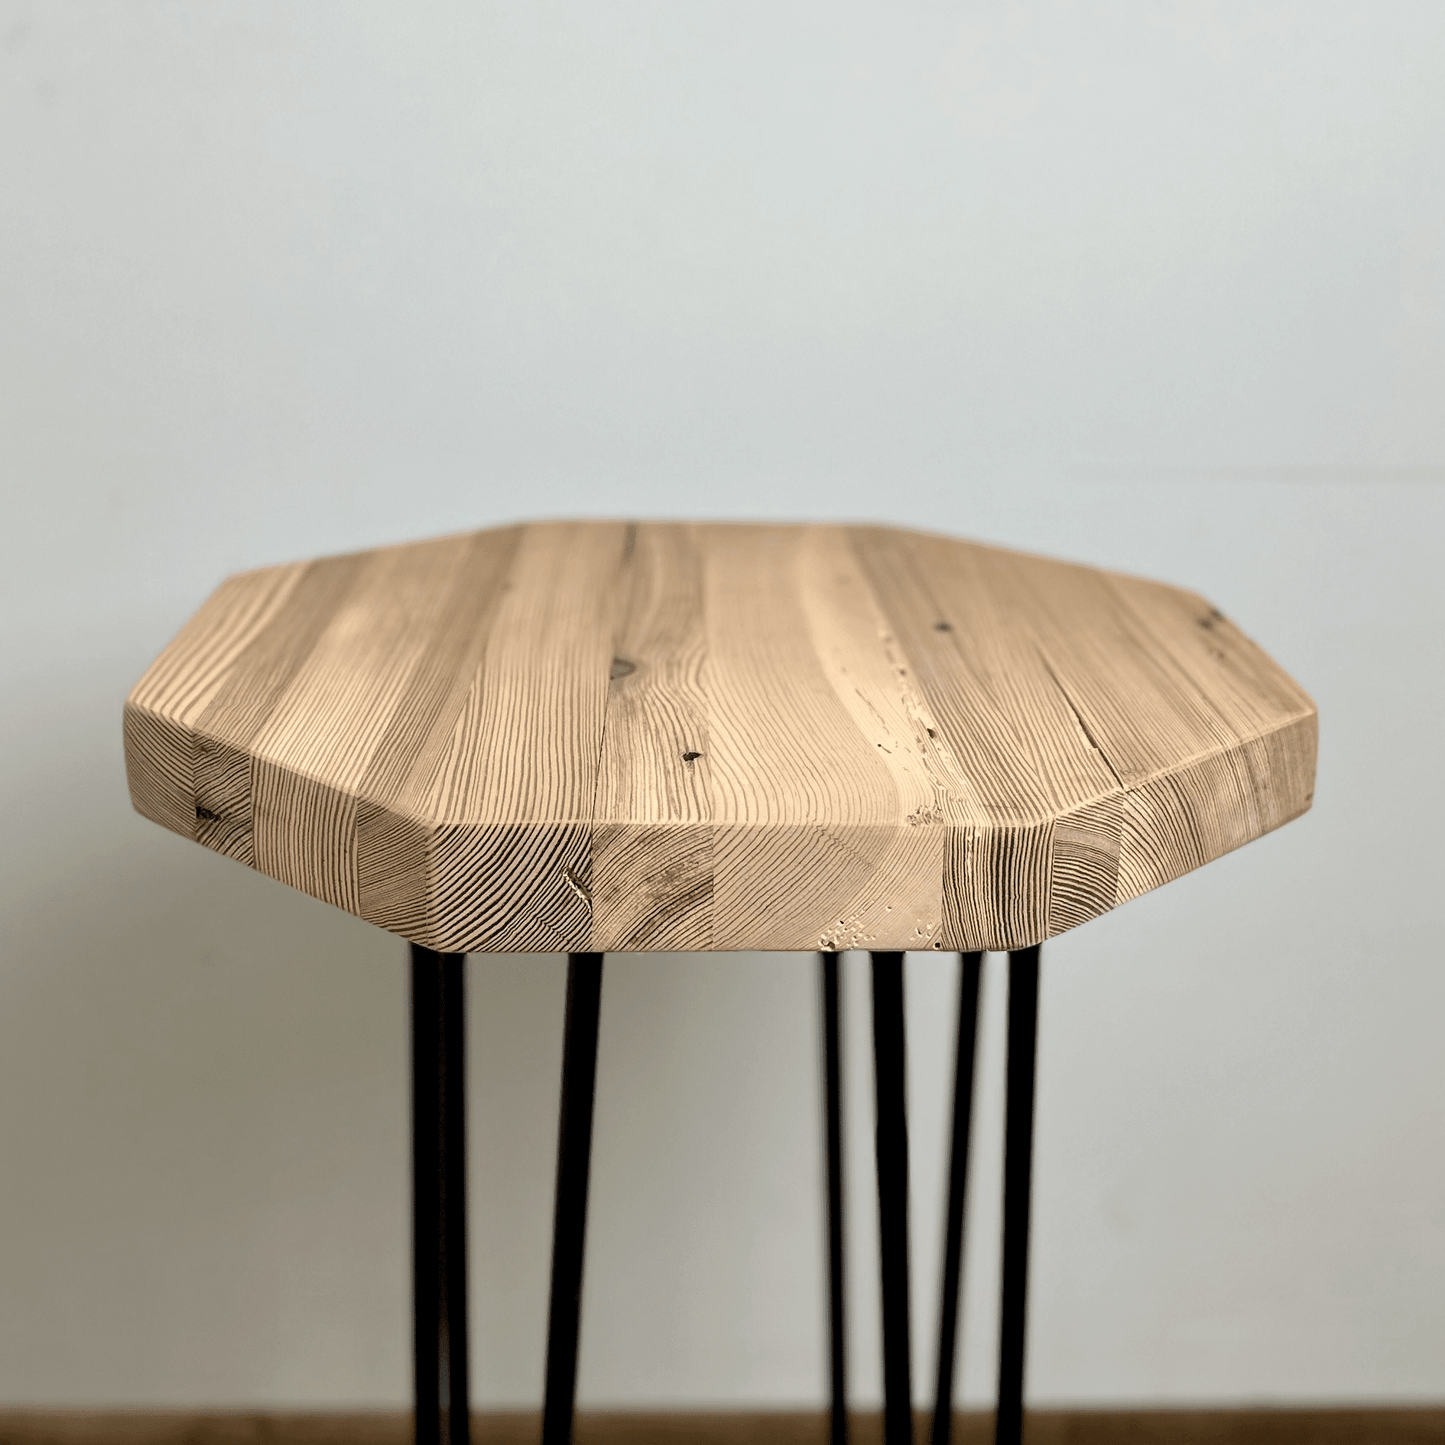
<box><xmin>353</xmin><ymin>525</ymin><xmax>522</xmax><ymax>937</ymax></box>
<box><xmin>703</xmin><ymin>525</ymin><xmax>948</xmax><ymax>951</ymax></box>
<box><xmin>590</xmin><ymin>522</ymin><xmax>713</xmax><ymax>951</ymax></box>
<box><xmin>124</xmin><ymin>561</ymin><xmax>306</xmax><ymax>840</ymax></box>
<box><xmin>791</xmin><ymin>524</ymin><xmax>953</xmax><ymax>951</ymax></box>
<box><xmin>247</xmin><ymin>534</ymin><xmax>490</xmax><ymax>914</ymax></box>
<box><xmin>4</xmin><ymin>1408</ymin><xmax>1441</xmax><ymax>1445</ymax></box>
<box><xmin>979</xmin><ymin>549</ymin><xmax>1316</xmax><ymax>906</ymax></box>
<box><xmin>419</xmin><ymin>520</ymin><xmax>630</xmax><ymax>952</ymax></box>
<box><xmin>1094</xmin><ymin>570</ymin><xmax>1318</xmax><ymax>901</ymax></box>
<box><xmin>187</xmin><ymin>550</ymin><xmax>374</xmax><ymax>869</ymax></box>
<box><xmin>850</xmin><ymin>527</ymin><xmax>1122</xmax><ymax>950</ymax></box>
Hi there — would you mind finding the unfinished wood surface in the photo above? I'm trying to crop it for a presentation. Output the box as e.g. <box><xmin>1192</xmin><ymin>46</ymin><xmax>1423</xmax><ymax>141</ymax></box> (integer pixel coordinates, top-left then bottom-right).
<box><xmin>124</xmin><ymin>522</ymin><xmax>1317</xmax><ymax>953</ymax></box>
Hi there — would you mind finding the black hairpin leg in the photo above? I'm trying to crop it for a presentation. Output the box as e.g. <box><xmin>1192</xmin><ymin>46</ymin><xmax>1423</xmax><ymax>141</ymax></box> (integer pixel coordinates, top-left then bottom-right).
<box><xmin>820</xmin><ymin>952</ymin><xmax>850</xmax><ymax>1445</ymax></box>
<box><xmin>870</xmin><ymin>952</ymin><xmax>912</xmax><ymax>1445</ymax></box>
<box><xmin>995</xmin><ymin>946</ymin><xmax>1040</xmax><ymax>1445</ymax></box>
<box><xmin>410</xmin><ymin>945</ymin><xmax>471</xmax><ymax>1445</ymax></box>
<box><xmin>931</xmin><ymin>952</ymin><xmax>984</xmax><ymax>1445</ymax></box>
<box><xmin>541</xmin><ymin>953</ymin><xmax>605</xmax><ymax>1445</ymax></box>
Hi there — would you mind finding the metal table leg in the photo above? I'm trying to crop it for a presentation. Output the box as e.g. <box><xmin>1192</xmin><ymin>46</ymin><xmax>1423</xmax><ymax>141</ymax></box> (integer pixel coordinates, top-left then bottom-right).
<box><xmin>410</xmin><ymin>945</ymin><xmax>471</xmax><ymax>1445</ymax></box>
<box><xmin>995</xmin><ymin>946</ymin><xmax>1040</xmax><ymax>1445</ymax></box>
<box><xmin>870</xmin><ymin>951</ymin><xmax>912</xmax><ymax>1445</ymax></box>
<box><xmin>820</xmin><ymin>952</ymin><xmax>850</xmax><ymax>1445</ymax></box>
<box><xmin>931</xmin><ymin>952</ymin><xmax>984</xmax><ymax>1445</ymax></box>
<box><xmin>542</xmin><ymin>953</ymin><xmax>606</xmax><ymax>1445</ymax></box>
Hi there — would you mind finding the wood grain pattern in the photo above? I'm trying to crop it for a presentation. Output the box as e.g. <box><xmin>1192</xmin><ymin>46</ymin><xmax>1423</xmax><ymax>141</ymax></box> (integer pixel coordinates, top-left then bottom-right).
<box><xmin>124</xmin><ymin>522</ymin><xmax>1317</xmax><ymax>952</ymax></box>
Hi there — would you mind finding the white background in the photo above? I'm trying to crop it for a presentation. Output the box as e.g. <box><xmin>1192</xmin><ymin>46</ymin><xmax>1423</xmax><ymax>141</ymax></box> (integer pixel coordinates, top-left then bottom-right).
<box><xmin>2</xmin><ymin>0</ymin><xmax>1443</xmax><ymax>1410</ymax></box>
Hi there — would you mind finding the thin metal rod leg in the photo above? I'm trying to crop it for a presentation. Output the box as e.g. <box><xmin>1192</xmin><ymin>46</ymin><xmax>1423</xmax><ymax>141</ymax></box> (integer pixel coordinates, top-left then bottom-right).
<box><xmin>870</xmin><ymin>952</ymin><xmax>912</xmax><ymax>1445</ymax></box>
<box><xmin>541</xmin><ymin>953</ymin><xmax>605</xmax><ymax>1445</ymax></box>
<box><xmin>995</xmin><ymin>946</ymin><xmax>1041</xmax><ymax>1445</ymax></box>
<box><xmin>820</xmin><ymin>952</ymin><xmax>849</xmax><ymax>1445</ymax></box>
<box><xmin>930</xmin><ymin>952</ymin><xmax>984</xmax><ymax>1445</ymax></box>
<box><xmin>410</xmin><ymin>945</ymin><xmax>471</xmax><ymax>1445</ymax></box>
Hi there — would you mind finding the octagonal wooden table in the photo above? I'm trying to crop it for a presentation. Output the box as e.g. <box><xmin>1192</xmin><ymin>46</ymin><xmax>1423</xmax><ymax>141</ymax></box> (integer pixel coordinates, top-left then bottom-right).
<box><xmin>124</xmin><ymin>521</ymin><xmax>1316</xmax><ymax>1445</ymax></box>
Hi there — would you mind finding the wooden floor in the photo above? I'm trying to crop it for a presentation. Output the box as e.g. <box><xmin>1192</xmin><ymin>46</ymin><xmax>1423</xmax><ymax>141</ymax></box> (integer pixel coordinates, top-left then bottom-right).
<box><xmin>2</xmin><ymin>1410</ymin><xmax>1444</xmax><ymax>1445</ymax></box>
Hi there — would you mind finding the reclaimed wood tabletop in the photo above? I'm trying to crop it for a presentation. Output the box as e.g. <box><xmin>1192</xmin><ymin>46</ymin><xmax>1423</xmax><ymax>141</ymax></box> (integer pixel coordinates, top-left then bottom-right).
<box><xmin>124</xmin><ymin>521</ymin><xmax>1316</xmax><ymax>954</ymax></box>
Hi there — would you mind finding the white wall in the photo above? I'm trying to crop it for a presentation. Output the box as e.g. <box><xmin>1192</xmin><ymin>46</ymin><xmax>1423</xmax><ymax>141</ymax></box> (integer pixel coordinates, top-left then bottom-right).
<box><xmin>2</xmin><ymin>0</ymin><xmax>1442</xmax><ymax>1410</ymax></box>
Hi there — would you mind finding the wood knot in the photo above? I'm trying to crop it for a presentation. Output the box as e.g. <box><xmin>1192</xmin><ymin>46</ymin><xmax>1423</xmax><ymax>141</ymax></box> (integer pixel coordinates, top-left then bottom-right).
<box><xmin>682</xmin><ymin>750</ymin><xmax>702</xmax><ymax>763</ymax></box>
<box><xmin>195</xmin><ymin>805</ymin><xmax>221</xmax><ymax>823</ymax></box>
<box><xmin>610</xmin><ymin>657</ymin><xmax>636</xmax><ymax>680</ymax></box>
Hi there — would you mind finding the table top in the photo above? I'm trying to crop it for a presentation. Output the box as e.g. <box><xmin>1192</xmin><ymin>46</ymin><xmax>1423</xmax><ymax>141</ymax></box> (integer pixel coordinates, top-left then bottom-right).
<box><xmin>125</xmin><ymin>521</ymin><xmax>1316</xmax><ymax>954</ymax></box>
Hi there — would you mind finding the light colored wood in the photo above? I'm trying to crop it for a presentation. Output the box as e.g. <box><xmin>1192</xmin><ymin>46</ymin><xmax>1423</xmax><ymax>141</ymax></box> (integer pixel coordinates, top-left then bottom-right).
<box><xmin>124</xmin><ymin>522</ymin><xmax>1316</xmax><ymax>953</ymax></box>
<box><xmin>2</xmin><ymin>1408</ymin><xmax>1440</xmax><ymax>1445</ymax></box>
